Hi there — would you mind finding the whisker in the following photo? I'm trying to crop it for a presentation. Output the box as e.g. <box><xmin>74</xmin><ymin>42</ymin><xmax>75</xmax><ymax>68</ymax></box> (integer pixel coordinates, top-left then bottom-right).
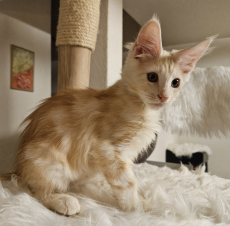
<box><xmin>139</xmin><ymin>90</ymin><xmax>155</xmax><ymax>99</ymax></box>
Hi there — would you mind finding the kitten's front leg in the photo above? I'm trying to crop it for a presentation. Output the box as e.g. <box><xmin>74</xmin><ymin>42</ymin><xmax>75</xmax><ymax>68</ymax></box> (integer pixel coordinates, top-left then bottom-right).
<box><xmin>101</xmin><ymin>157</ymin><xmax>150</xmax><ymax>212</ymax></box>
<box><xmin>103</xmin><ymin>160</ymin><xmax>138</xmax><ymax>211</ymax></box>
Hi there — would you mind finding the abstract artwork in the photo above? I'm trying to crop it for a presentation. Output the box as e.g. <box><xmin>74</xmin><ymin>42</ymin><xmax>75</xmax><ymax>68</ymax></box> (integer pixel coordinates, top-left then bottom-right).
<box><xmin>11</xmin><ymin>45</ymin><xmax>34</xmax><ymax>92</ymax></box>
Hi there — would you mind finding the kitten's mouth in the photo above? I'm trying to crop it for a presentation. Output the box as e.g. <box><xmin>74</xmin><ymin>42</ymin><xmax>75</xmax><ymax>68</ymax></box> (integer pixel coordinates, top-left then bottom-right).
<box><xmin>153</xmin><ymin>103</ymin><xmax>163</xmax><ymax>106</ymax></box>
<box><xmin>147</xmin><ymin>102</ymin><xmax>165</xmax><ymax>108</ymax></box>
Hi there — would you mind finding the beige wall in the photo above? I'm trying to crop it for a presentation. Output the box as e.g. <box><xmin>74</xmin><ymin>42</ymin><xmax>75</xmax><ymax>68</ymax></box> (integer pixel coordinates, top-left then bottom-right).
<box><xmin>123</xmin><ymin>10</ymin><xmax>141</xmax><ymax>51</ymax></box>
<box><xmin>165</xmin><ymin>38</ymin><xmax>230</xmax><ymax>68</ymax></box>
<box><xmin>90</xmin><ymin>0</ymin><xmax>122</xmax><ymax>89</ymax></box>
<box><xmin>0</xmin><ymin>0</ymin><xmax>50</xmax><ymax>33</ymax></box>
<box><xmin>0</xmin><ymin>13</ymin><xmax>51</xmax><ymax>173</ymax></box>
<box><xmin>148</xmin><ymin>131</ymin><xmax>177</xmax><ymax>162</ymax></box>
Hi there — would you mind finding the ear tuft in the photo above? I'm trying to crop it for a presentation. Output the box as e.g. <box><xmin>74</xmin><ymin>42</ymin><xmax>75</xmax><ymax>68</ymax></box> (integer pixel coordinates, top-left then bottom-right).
<box><xmin>175</xmin><ymin>35</ymin><xmax>217</xmax><ymax>74</ymax></box>
<box><xmin>202</xmin><ymin>34</ymin><xmax>218</xmax><ymax>56</ymax></box>
<box><xmin>151</xmin><ymin>14</ymin><xmax>161</xmax><ymax>25</ymax></box>
<box><xmin>134</xmin><ymin>14</ymin><xmax>162</xmax><ymax>59</ymax></box>
<box><xmin>206</xmin><ymin>34</ymin><xmax>219</xmax><ymax>42</ymax></box>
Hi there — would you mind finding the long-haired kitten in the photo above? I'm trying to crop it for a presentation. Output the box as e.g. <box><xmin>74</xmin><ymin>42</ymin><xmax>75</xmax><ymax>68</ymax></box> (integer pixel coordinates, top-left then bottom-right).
<box><xmin>9</xmin><ymin>16</ymin><xmax>215</xmax><ymax>215</ymax></box>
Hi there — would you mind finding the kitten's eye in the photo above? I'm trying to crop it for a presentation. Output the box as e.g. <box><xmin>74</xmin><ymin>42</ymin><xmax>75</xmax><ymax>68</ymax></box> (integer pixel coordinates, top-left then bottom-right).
<box><xmin>147</xmin><ymin>72</ymin><xmax>158</xmax><ymax>83</ymax></box>
<box><xmin>171</xmin><ymin>78</ymin><xmax>180</xmax><ymax>88</ymax></box>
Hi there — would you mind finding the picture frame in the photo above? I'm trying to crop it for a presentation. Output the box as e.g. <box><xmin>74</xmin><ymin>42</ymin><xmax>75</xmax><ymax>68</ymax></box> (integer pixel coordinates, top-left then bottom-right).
<box><xmin>10</xmin><ymin>45</ymin><xmax>34</xmax><ymax>92</ymax></box>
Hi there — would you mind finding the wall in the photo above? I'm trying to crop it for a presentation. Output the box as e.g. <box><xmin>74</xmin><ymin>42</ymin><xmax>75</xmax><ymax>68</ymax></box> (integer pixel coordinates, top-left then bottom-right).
<box><xmin>164</xmin><ymin>38</ymin><xmax>230</xmax><ymax>68</ymax></box>
<box><xmin>0</xmin><ymin>13</ymin><xmax>51</xmax><ymax>174</ymax></box>
<box><xmin>160</xmin><ymin>38</ymin><xmax>230</xmax><ymax>179</ymax></box>
<box><xmin>0</xmin><ymin>0</ymin><xmax>50</xmax><ymax>33</ymax></box>
<box><xmin>123</xmin><ymin>10</ymin><xmax>141</xmax><ymax>51</ymax></box>
<box><xmin>123</xmin><ymin>0</ymin><xmax>230</xmax><ymax>46</ymax></box>
<box><xmin>122</xmin><ymin>10</ymin><xmax>141</xmax><ymax>65</ymax></box>
<box><xmin>90</xmin><ymin>0</ymin><xmax>122</xmax><ymax>89</ymax></box>
<box><xmin>147</xmin><ymin>131</ymin><xmax>177</xmax><ymax>162</ymax></box>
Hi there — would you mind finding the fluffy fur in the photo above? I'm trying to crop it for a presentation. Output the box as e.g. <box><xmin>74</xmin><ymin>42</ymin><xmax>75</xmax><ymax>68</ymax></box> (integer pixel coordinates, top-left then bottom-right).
<box><xmin>3</xmin><ymin>16</ymin><xmax>215</xmax><ymax>215</ymax></box>
<box><xmin>162</xmin><ymin>66</ymin><xmax>230</xmax><ymax>137</ymax></box>
<box><xmin>1</xmin><ymin>163</ymin><xmax>230</xmax><ymax>226</ymax></box>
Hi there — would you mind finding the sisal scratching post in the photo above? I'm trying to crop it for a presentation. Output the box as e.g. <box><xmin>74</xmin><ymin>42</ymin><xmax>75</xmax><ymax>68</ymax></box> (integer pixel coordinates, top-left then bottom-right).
<box><xmin>56</xmin><ymin>0</ymin><xmax>100</xmax><ymax>91</ymax></box>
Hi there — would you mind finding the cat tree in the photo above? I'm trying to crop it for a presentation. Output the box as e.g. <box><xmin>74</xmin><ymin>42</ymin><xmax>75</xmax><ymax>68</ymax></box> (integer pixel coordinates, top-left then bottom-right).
<box><xmin>56</xmin><ymin>0</ymin><xmax>100</xmax><ymax>91</ymax></box>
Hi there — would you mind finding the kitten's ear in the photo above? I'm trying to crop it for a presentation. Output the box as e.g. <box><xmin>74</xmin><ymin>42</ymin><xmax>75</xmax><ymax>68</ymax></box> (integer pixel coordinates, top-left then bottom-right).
<box><xmin>175</xmin><ymin>36</ymin><xmax>216</xmax><ymax>74</ymax></box>
<box><xmin>134</xmin><ymin>15</ymin><xmax>162</xmax><ymax>59</ymax></box>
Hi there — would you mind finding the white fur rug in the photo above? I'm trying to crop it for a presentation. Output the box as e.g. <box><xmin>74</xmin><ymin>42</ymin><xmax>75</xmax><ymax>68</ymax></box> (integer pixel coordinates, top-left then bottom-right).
<box><xmin>162</xmin><ymin>66</ymin><xmax>230</xmax><ymax>137</ymax></box>
<box><xmin>1</xmin><ymin>163</ymin><xmax>230</xmax><ymax>226</ymax></box>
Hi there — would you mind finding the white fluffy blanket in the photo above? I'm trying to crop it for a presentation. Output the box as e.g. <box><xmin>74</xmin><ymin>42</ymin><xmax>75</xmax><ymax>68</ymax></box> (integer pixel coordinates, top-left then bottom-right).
<box><xmin>162</xmin><ymin>66</ymin><xmax>230</xmax><ymax>137</ymax></box>
<box><xmin>1</xmin><ymin>163</ymin><xmax>230</xmax><ymax>226</ymax></box>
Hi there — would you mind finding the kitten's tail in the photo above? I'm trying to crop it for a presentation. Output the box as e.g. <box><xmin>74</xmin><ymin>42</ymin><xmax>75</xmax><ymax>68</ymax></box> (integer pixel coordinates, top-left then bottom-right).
<box><xmin>0</xmin><ymin>172</ymin><xmax>32</xmax><ymax>197</ymax></box>
<box><xmin>0</xmin><ymin>172</ymin><xmax>32</xmax><ymax>195</ymax></box>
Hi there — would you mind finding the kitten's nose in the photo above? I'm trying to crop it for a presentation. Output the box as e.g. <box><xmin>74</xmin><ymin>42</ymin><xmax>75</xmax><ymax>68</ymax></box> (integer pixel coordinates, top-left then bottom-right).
<box><xmin>158</xmin><ymin>94</ymin><xmax>169</xmax><ymax>102</ymax></box>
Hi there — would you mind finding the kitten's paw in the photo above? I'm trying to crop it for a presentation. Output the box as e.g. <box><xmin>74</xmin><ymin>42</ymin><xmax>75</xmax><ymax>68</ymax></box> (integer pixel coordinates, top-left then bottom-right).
<box><xmin>47</xmin><ymin>194</ymin><xmax>81</xmax><ymax>215</ymax></box>
<box><xmin>118</xmin><ymin>198</ymin><xmax>138</xmax><ymax>212</ymax></box>
<box><xmin>120</xmin><ymin>202</ymin><xmax>138</xmax><ymax>212</ymax></box>
<box><xmin>119</xmin><ymin>197</ymin><xmax>151</xmax><ymax>212</ymax></box>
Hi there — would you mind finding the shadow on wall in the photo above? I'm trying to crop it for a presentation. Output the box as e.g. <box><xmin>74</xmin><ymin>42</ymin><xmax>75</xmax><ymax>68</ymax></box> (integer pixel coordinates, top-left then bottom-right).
<box><xmin>0</xmin><ymin>133</ymin><xmax>20</xmax><ymax>174</ymax></box>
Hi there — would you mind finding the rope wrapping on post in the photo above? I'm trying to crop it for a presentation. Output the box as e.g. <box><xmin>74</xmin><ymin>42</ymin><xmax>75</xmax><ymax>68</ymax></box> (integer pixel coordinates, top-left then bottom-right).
<box><xmin>56</xmin><ymin>0</ymin><xmax>100</xmax><ymax>51</ymax></box>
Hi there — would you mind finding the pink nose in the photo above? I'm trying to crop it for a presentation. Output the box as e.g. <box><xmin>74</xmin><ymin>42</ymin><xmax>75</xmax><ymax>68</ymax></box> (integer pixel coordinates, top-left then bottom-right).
<box><xmin>158</xmin><ymin>94</ymin><xmax>169</xmax><ymax>102</ymax></box>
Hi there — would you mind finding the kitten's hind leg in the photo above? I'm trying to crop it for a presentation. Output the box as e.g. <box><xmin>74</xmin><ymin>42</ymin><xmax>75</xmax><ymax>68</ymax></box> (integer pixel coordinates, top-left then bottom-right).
<box><xmin>17</xmin><ymin>156</ymin><xmax>81</xmax><ymax>215</ymax></box>
<box><xmin>42</xmin><ymin>193</ymin><xmax>80</xmax><ymax>215</ymax></box>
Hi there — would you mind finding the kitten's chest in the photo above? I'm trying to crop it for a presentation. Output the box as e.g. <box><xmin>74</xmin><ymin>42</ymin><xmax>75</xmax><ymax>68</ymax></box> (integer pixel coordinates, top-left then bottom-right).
<box><xmin>122</xmin><ymin>109</ymin><xmax>161</xmax><ymax>161</ymax></box>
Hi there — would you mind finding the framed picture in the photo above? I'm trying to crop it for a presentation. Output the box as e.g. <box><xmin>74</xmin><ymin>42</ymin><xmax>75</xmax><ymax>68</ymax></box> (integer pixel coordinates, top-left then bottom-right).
<box><xmin>11</xmin><ymin>45</ymin><xmax>34</xmax><ymax>92</ymax></box>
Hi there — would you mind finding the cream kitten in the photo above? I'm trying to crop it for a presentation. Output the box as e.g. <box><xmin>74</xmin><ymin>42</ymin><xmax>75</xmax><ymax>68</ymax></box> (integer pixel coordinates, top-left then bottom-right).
<box><xmin>7</xmin><ymin>16</ymin><xmax>214</xmax><ymax>215</ymax></box>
